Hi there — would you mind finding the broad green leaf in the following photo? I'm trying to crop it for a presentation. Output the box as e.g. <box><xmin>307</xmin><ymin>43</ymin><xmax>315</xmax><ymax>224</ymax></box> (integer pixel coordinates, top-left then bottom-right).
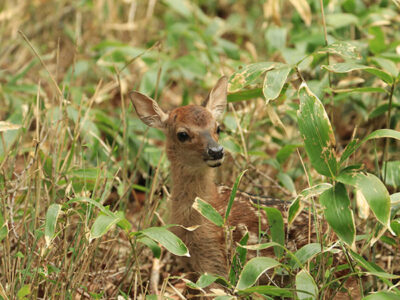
<box><xmin>333</xmin><ymin>87</ymin><xmax>387</xmax><ymax>94</ymax></box>
<box><xmin>296</xmin><ymin>270</ymin><xmax>318</xmax><ymax>299</ymax></box>
<box><xmin>229</xmin><ymin>62</ymin><xmax>276</xmax><ymax>92</ymax></box>
<box><xmin>239</xmin><ymin>285</ymin><xmax>293</xmax><ymax>297</ymax></box>
<box><xmin>289</xmin><ymin>183</ymin><xmax>332</xmax><ymax>225</ymax></box>
<box><xmin>322</xmin><ymin>63</ymin><xmax>393</xmax><ymax>84</ymax></box>
<box><xmin>227</xmin><ymin>88</ymin><xmax>264</xmax><ymax>102</ymax></box>
<box><xmin>262</xmin><ymin>207</ymin><xmax>285</xmax><ymax>258</ymax></box>
<box><xmin>291</xmin><ymin>243</ymin><xmax>322</xmax><ymax>269</ymax></box>
<box><xmin>338</xmin><ymin>172</ymin><xmax>391</xmax><ymax>229</ymax></box>
<box><xmin>277</xmin><ymin>144</ymin><xmax>301</xmax><ymax>164</ymax></box>
<box><xmin>320</xmin><ymin>183</ymin><xmax>355</xmax><ymax>246</ymax></box>
<box><xmin>368</xmin><ymin>26</ymin><xmax>387</xmax><ymax>55</ymax></box>
<box><xmin>196</xmin><ymin>274</ymin><xmax>219</xmax><ymax>288</ymax></box>
<box><xmin>193</xmin><ymin>197</ymin><xmax>223</xmax><ymax>227</ymax></box>
<box><xmin>318</xmin><ymin>41</ymin><xmax>360</xmax><ymax>60</ymax></box>
<box><xmin>288</xmin><ymin>197</ymin><xmax>304</xmax><ymax>226</ymax></box>
<box><xmin>225</xmin><ymin>170</ymin><xmax>247</xmax><ymax>222</ymax></box>
<box><xmin>391</xmin><ymin>220</ymin><xmax>400</xmax><ymax>236</ymax></box>
<box><xmin>372</xmin><ymin>57</ymin><xmax>399</xmax><ymax>77</ymax></box>
<box><xmin>363</xmin><ymin>291</ymin><xmax>400</xmax><ymax>300</ymax></box>
<box><xmin>297</xmin><ymin>82</ymin><xmax>338</xmax><ymax>178</ymax></box>
<box><xmin>326</xmin><ymin>13</ymin><xmax>358</xmax><ymax>28</ymax></box>
<box><xmin>382</xmin><ymin>161</ymin><xmax>400</xmax><ymax>189</ymax></box>
<box><xmin>263</xmin><ymin>66</ymin><xmax>291</xmax><ymax>103</ymax></box>
<box><xmin>90</xmin><ymin>214</ymin><xmax>121</xmax><ymax>242</ymax></box>
<box><xmin>45</xmin><ymin>204</ymin><xmax>62</xmax><ymax>247</ymax></box>
<box><xmin>236</xmin><ymin>257</ymin><xmax>280</xmax><ymax>290</ymax></box>
<box><xmin>0</xmin><ymin>211</ymin><xmax>8</xmax><ymax>243</ymax></box>
<box><xmin>350</xmin><ymin>250</ymin><xmax>394</xmax><ymax>287</ymax></box>
<box><xmin>141</xmin><ymin>227</ymin><xmax>189</xmax><ymax>257</ymax></box>
<box><xmin>17</xmin><ymin>284</ymin><xmax>30</xmax><ymax>299</ymax></box>
<box><xmin>339</xmin><ymin>129</ymin><xmax>400</xmax><ymax>165</ymax></box>
<box><xmin>340</xmin><ymin>140</ymin><xmax>359</xmax><ymax>165</ymax></box>
<box><xmin>138</xmin><ymin>236</ymin><xmax>161</xmax><ymax>258</ymax></box>
<box><xmin>369</xmin><ymin>103</ymin><xmax>400</xmax><ymax>119</ymax></box>
<box><xmin>277</xmin><ymin>172</ymin><xmax>295</xmax><ymax>194</ymax></box>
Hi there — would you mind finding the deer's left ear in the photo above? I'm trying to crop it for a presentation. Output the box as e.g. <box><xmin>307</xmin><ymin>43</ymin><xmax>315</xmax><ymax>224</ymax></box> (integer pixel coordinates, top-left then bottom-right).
<box><xmin>203</xmin><ymin>76</ymin><xmax>228</xmax><ymax>120</ymax></box>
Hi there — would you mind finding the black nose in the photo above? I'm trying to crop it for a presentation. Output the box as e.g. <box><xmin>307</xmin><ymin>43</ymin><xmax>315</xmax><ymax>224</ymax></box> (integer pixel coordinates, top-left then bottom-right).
<box><xmin>208</xmin><ymin>145</ymin><xmax>224</xmax><ymax>160</ymax></box>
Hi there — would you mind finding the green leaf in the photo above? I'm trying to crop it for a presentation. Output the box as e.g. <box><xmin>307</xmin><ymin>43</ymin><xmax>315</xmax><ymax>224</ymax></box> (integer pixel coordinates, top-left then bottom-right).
<box><xmin>229</xmin><ymin>62</ymin><xmax>277</xmax><ymax>92</ymax></box>
<box><xmin>320</xmin><ymin>183</ymin><xmax>355</xmax><ymax>246</ymax></box>
<box><xmin>229</xmin><ymin>231</ymin><xmax>249</xmax><ymax>285</ymax></box>
<box><xmin>368</xmin><ymin>26</ymin><xmax>387</xmax><ymax>55</ymax></box>
<box><xmin>339</xmin><ymin>129</ymin><xmax>400</xmax><ymax>165</ymax></box>
<box><xmin>90</xmin><ymin>214</ymin><xmax>121</xmax><ymax>242</ymax></box>
<box><xmin>138</xmin><ymin>236</ymin><xmax>161</xmax><ymax>258</ymax></box>
<box><xmin>263</xmin><ymin>66</ymin><xmax>291</xmax><ymax>104</ymax></box>
<box><xmin>372</xmin><ymin>57</ymin><xmax>399</xmax><ymax>77</ymax></box>
<box><xmin>369</xmin><ymin>103</ymin><xmax>400</xmax><ymax>119</ymax></box>
<box><xmin>227</xmin><ymin>88</ymin><xmax>264</xmax><ymax>102</ymax></box>
<box><xmin>296</xmin><ymin>270</ymin><xmax>318</xmax><ymax>299</ymax></box>
<box><xmin>337</xmin><ymin>172</ymin><xmax>391</xmax><ymax>229</ymax></box>
<box><xmin>382</xmin><ymin>161</ymin><xmax>400</xmax><ymax>189</ymax></box>
<box><xmin>390</xmin><ymin>219</ymin><xmax>400</xmax><ymax>236</ymax></box>
<box><xmin>239</xmin><ymin>285</ymin><xmax>293</xmax><ymax>297</ymax></box>
<box><xmin>193</xmin><ymin>197</ymin><xmax>223</xmax><ymax>227</ymax></box>
<box><xmin>196</xmin><ymin>274</ymin><xmax>219</xmax><ymax>288</ymax></box>
<box><xmin>350</xmin><ymin>249</ymin><xmax>394</xmax><ymax>287</ymax></box>
<box><xmin>141</xmin><ymin>226</ymin><xmax>189</xmax><ymax>257</ymax></box>
<box><xmin>363</xmin><ymin>291</ymin><xmax>400</xmax><ymax>300</ymax></box>
<box><xmin>322</xmin><ymin>63</ymin><xmax>393</xmax><ymax>84</ymax></box>
<box><xmin>236</xmin><ymin>257</ymin><xmax>280</xmax><ymax>290</ymax></box>
<box><xmin>45</xmin><ymin>204</ymin><xmax>62</xmax><ymax>247</ymax></box>
<box><xmin>262</xmin><ymin>207</ymin><xmax>285</xmax><ymax>258</ymax></box>
<box><xmin>289</xmin><ymin>183</ymin><xmax>332</xmax><ymax>225</ymax></box>
<box><xmin>288</xmin><ymin>197</ymin><xmax>303</xmax><ymax>226</ymax></box>
<box><xmin>225</xmin><ymin>170</ymin><xmax>247</xmax><ymax>222</ymax></box>
<box><xmin>17</xmin><ymin>284</ymin><xmax>30</xmax><ymax>299</ymax></box>
<box><xmin>333</xmin><ymin>87</ymin><xmax>387</xmax><ymax>94</ymax></box>
<box><xmin>0</xmin><ymin>211</ymin><xmax>8</xmax><ymax>243</ymax></box>
<box><xmin>277</xmin><ymin>144</ymin><xmax>301</xmax><ymax>164</ymax></box>
<box><xmin>291</xmin><ymin>243</ymin><xmax>322</xmax><ymax>269</ymax></box>
<box><xmin>297</xmin><ymin>82</ymin><xmax>338</xmax><ymax>178</ymax></box>
<box><xmin>318</xmin><ymin>41</ymin><xmax>360</xmax><ymax>60</ymax></box>
<box><xmin>326</xmin><ymin>13</ymin><xmax>358</xmax><ymax>28</ymax></box>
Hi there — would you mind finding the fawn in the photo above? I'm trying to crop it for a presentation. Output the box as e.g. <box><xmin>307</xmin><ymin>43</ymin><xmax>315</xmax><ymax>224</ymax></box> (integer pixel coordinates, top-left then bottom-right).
<box><xmin>130</xmin><ymin>77</ymin><xmax>361</xmax><ymax>298</ymax></box>
<box><xmin>129</xmin><ymin>77</ymin><xmax>307</xmax><ymax>277</ymax></box>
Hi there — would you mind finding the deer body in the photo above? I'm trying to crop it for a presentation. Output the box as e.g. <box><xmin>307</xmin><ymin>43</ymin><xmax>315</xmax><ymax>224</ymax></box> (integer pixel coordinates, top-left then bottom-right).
<box><xmin>131</xmin><ymin>77</ymin><xmax>267</xmax><ymax>276</ymax></box>
<box><xmin>130</xmin><ymin>78</ymin><xmax>294</xmax><ymax>277</ymax></box>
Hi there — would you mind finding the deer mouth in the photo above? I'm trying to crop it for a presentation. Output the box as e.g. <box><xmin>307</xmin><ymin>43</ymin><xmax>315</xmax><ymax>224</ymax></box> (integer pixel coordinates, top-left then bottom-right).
<box><xmin>205</xmin><ymin>157</ymin><xmax>224</xmax><ymax>168</ymax></box>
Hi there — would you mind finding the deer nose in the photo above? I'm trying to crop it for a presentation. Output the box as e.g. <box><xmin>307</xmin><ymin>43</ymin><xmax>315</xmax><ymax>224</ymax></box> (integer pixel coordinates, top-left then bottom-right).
<box><xmin>208</xmin><ymin>145</ymin><xmax>224</xmax><ymax>160</ymax></box>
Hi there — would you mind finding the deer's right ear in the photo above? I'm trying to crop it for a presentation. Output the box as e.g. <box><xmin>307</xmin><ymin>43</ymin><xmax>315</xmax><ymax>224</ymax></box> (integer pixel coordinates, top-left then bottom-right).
<box><xmin>129</xmin><ymin>91</ymin><xmax>168</xmax><ymax>128</ymax></box>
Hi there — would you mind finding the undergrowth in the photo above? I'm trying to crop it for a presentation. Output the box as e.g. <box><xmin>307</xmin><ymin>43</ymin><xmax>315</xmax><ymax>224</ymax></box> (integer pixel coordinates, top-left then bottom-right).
<box><xmin>0</xmin><ymin>0</ymin><xmax>399</xmax><ymax>299</ymax></box>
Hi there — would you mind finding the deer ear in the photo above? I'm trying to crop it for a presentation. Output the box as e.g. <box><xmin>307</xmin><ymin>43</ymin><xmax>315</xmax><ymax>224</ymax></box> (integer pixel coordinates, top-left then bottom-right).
<box><xmin>203</xmin><ymin>76</ymin><xmax>228</xmax><ymax>120</ymax></box>
<box><xmin>129</xmin><ymin>91</ymin><xmax>168</xmax><ymax>128</ymax></box>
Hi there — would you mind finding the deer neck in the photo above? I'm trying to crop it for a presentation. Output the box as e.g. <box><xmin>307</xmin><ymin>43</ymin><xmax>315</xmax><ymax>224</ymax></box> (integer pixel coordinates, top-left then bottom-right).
<box><xmin>170</xmin><ymin>163</ymin><xmax>218</xmax><ymax>208</ymax></box>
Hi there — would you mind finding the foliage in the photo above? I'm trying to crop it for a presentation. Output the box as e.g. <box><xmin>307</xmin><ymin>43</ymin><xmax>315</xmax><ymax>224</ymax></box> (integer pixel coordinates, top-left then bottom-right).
<box><xmin>0</xmin><ymin>0</ymin><xmax>399</xmax><ymax>298</ymax></box>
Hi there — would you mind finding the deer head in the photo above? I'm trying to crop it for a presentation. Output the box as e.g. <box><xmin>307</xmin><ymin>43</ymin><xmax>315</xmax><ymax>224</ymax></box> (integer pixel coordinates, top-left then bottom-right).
<box><xmin>130</xmin><ymin>77</ymin><xmax>228</xmax><ymax>170</ymax></box>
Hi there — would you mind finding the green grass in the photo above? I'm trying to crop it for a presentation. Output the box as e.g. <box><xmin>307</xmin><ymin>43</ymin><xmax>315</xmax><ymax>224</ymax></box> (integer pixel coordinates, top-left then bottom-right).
<box><xmin>1</xmin><ymin>0</ymin><xmax>400</xmax><ymax>298</ymax></box>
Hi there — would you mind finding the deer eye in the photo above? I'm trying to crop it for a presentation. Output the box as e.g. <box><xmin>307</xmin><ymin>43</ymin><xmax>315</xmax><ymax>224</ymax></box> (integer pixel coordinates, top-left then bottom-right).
<box><xmin>216</xmin><ymin>125</ymin><xmax>221</xmax><ymax>135</ymax></box>
<box><xmin>177</xmin><ymin>132</ymin><xmax>189</xmax><ymax>142</ymax></box>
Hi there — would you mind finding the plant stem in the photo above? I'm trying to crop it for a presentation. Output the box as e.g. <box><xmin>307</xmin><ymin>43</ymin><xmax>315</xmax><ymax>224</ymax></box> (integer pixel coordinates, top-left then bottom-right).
<box><xmin>382</xmin><ymin>82</ymin><xmax>396</xmax><ymax>183</ymax></box>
